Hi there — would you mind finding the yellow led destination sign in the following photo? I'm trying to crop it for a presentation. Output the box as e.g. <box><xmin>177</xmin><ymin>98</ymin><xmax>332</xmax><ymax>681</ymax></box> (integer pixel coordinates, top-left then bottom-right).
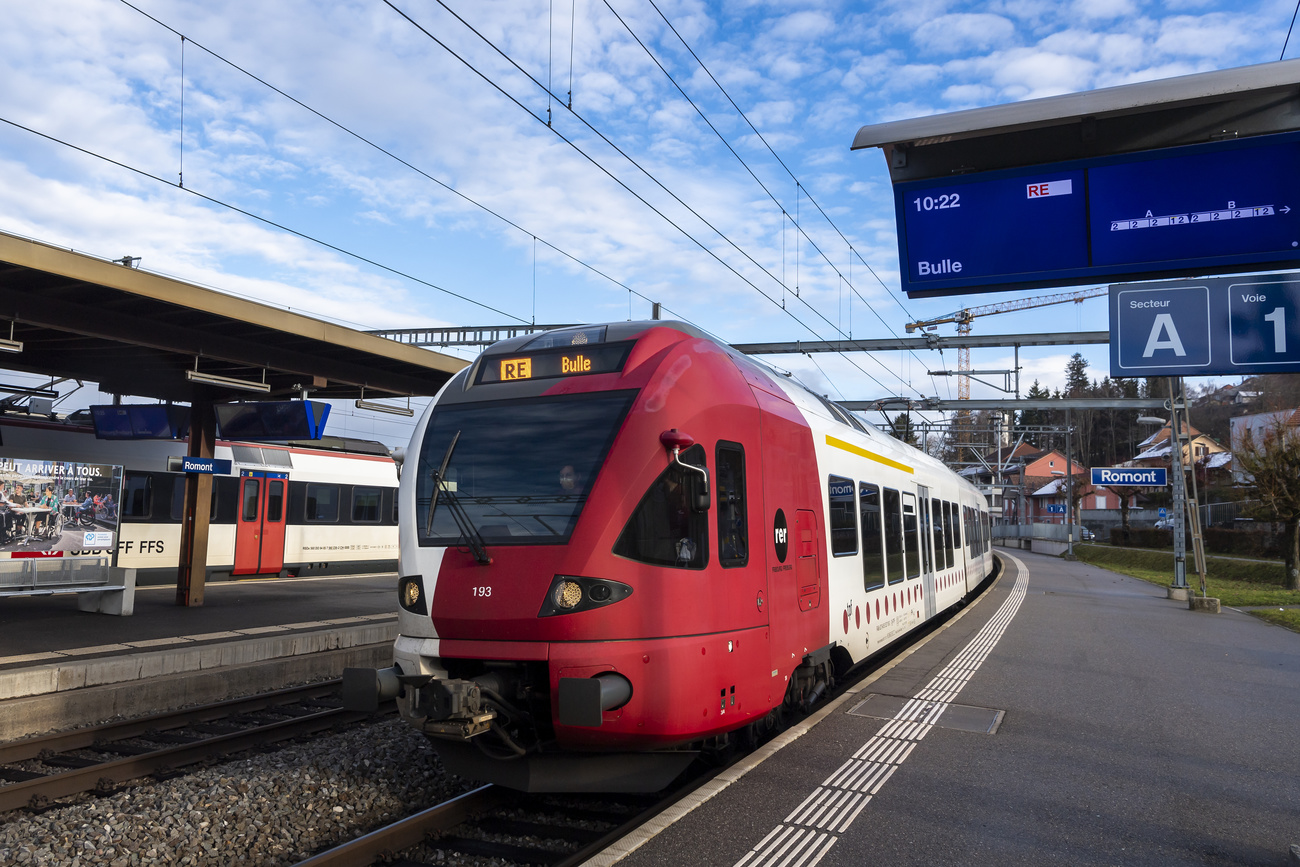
<box><xmin>477</xmin><ymin>342</ymin><xmax>633</xmax><ymax>385</ymax></box>
<box><xmin>500</xmin><ymin>357</ymin><xmax>532</xmax><ymax>381</ymax></box>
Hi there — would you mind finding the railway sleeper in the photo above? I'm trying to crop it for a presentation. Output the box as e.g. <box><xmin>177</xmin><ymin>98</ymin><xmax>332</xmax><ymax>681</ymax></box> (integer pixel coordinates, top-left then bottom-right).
<box><xmin>468</xmin><ymin>817</ymin><xmax>607</xmax><ymax>844</ymax></box>
<box><xmin>86</xmin><ymin>742</ymin><xmax>156</xmax><ymax>757</ymax></box>
<box><xmin>431</xmin><ymin>835</ymin><xmax>568</xmax><ymax>866</ymax></box>
<box><xmin>0</xmin><ymin>767</ymin><xmax>44</xmax><ymax>783</ymax></box>
<box><xmin>39</xmin><ymin>754</ymin><xmax>100</xmax><ymax>769</ymax></box>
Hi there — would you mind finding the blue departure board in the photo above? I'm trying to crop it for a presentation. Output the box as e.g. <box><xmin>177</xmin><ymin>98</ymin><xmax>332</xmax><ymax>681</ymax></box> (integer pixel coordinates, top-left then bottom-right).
<box><xmin>894</xmin><ymin>131</ymin><xmax>1300</xmax><ymax>297</ymax></box>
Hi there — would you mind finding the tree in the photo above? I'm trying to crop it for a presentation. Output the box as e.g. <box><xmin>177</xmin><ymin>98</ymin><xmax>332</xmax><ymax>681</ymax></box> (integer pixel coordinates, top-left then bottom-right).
<box><xmin>887</xmin><ymin>413</ymin><xmax>918</xmax><ymax>446</ymax></box>
<box><xmin>1104</xmin><ymin>485</ymin><xmax>1143</xmax><ymax>531</ymax></box>
<box><xmin>1234</xmin><ymin>420</ymin><xmax>1300</xmax><ymax>591</ymax></box>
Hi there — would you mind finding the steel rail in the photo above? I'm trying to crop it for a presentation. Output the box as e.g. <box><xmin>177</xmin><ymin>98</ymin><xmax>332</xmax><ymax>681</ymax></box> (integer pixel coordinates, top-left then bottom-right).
<box><xmin>0</xmin><ymin>694</ymin><xmax>388</xmax><ymax>813</ymax></box>
<box><xmin>0</xmin><ymin>679</ymin><xmax>345</xmax><ymax>764</ymax></box>
<box><xmin>294</xmin><ymin>785</ymin><xmax>513</xmax><ymax>867</ymax></box>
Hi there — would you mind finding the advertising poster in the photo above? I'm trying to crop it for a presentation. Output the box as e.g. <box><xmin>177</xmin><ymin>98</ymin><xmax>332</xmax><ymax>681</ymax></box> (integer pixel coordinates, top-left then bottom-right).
<box><xmin>0</xmin><ymin>457</ymin><xmax>124</xmax><ymax>561</ymax></box>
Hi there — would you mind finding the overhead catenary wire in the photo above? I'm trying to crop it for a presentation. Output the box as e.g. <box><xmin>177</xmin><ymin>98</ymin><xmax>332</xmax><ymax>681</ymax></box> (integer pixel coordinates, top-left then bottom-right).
<box><xmin>0</xmin><ymin>116</ymin><xmax>530</xmax><ymax>324</ymax></box>
<box><xmin>639</xmin><ymin>0</ymin><xmax>930</xmax><ymax>330</ymax></box>
<box><xmin>106</xmin><ymin>1</ymin><xmax>936</xmax><ymax>407</ymax></box>
<box><xmin>597</xmin><ymin>0</ymin><xmax>945</xmax><ymax>396</ymax></box>
<box><xmin>389</xmin><ymin>0</ymin><xmax>927</xmax><ymax>401</ymax></box>
<box><xmin>124</xmin><ymin>0</ymin><xmax>934</xmax><ymax>403</ymax></box>
<box><xmin>113</xmin><ymin>0</ymin><xmax>683</xmax><ymax>327</ymax></box>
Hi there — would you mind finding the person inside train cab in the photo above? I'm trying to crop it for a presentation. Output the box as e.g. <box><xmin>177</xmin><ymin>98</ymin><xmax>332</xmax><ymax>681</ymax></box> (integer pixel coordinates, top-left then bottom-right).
<box><xmin>558</xmin><ymin>465</ymin><xmax>578</xmax><ymax>493</ymax></box>
<box><xmin>613</xmin><ymin>449</ymin><xmax>706</xmax><ymax>568</ymax></box>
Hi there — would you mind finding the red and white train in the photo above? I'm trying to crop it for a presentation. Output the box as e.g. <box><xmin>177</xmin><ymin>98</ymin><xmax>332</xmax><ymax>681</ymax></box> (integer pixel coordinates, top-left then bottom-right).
<box><xmin>0</xmin><ymin>413</ymin><xmax>398</xmax><ymax>582</ymax></box>
<box><xmin>347</xmin><ymin>321</ymin><xmax>993</xmax><ymax>792</ymax></box>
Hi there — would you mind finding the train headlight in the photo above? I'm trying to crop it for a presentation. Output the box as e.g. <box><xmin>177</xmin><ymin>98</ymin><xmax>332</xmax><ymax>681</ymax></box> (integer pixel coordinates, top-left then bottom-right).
<box><xmin>554</xmin><ymin>580</ymin><xmax>583</xmax><ymax>610</ymax></box>
<box><xmin>539</xmin><ymin>575</ymin><xmax>633</xmax><ymax>617</ymax></box>
<box><xmin>398</xmin><ymin>575</ymin><xmax>427</xmax><ymax>615</ymax></box>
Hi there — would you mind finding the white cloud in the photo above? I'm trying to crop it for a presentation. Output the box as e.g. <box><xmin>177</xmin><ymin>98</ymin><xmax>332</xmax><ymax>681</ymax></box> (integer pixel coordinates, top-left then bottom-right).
<box><xmin>913</xmin><ymin>13</ymin><xmax>1018</xmax><ymax>55</ymax></box>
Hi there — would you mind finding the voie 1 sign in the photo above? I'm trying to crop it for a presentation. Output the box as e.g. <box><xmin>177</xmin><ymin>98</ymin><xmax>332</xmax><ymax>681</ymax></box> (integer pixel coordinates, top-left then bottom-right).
<box><xmin>1110</xmin><ymin>273</ymin><xmax>1300</xmax><ymax>377</ymax></box>
<box><xmin>1091</xmin><ymin>467</ymin><xmax>1168</xmax><ymax>487</ymax></box>
<box><xmin>893</xmin><ymin>131</ymin><xmax>1300</xmax><ymax>297</ymax></box>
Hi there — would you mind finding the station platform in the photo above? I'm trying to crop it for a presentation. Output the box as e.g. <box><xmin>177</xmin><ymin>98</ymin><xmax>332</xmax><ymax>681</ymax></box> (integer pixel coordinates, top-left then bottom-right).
<box><xmin>0</xmin><ymin>572</ymin><xmax>398</xmax><ymax>740</ymax></box>
<box><xmin>596</xmin><ymin>549</ymin><xmax>1300</xmax><ymax>867</ymax></box>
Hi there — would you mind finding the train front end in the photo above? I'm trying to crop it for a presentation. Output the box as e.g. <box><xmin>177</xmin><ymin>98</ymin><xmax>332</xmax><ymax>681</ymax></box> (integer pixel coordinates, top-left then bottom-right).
<box><xmin>346</xmin><ymin>322</ymin><xmax>775</xmax><ymax>792</ymax></box>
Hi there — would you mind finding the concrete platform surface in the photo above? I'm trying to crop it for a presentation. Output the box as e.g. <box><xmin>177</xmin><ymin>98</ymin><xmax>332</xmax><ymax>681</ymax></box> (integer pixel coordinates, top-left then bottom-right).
<box><xmin>0</xmin><ymin>572</ymin><xmax>398</xmax><ymax>665</ymax></box>
<box><xmin>597</xmin><ymin>549</ymin><xmax>1300</xmax><ymax>867</ymax></box>
<box><xmin>0</xmin><ymin>573</ymin><xmax>399</xmax><ymax>740</ymax></box>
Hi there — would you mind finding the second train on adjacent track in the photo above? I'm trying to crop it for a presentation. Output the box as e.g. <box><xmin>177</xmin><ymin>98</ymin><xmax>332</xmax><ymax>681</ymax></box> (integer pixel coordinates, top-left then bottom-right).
<box><xmin>348</xmin><ymin>320</ymin><xmax>993</xmax><ymax>791</ymax></box>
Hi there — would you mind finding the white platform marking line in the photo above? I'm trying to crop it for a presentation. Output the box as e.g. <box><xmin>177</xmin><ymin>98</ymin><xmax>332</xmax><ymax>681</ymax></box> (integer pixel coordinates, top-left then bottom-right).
<box><xmin>730</xmin><ymin>566</ymin><xmax>1029</xmax><ymax>867</ymax></box>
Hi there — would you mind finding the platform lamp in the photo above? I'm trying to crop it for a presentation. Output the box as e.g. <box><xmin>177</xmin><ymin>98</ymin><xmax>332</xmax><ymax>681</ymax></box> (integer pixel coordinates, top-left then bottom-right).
<box><xmin>1138</xmin><ymin>413</ymin><xmax>1188</xmax><ymax>591</ymax></box>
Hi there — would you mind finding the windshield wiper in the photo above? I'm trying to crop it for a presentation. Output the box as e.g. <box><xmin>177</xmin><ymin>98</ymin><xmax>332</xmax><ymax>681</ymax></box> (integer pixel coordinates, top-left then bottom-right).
<box><xmin>425</xmin><ymin>430</ymin><xmax>492</xmax><ymax>565</ymax></box>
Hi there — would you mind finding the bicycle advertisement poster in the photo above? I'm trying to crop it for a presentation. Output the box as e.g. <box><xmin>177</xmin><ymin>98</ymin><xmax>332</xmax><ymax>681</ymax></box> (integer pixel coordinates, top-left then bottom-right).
<box><xmin>0</xmin><ymin>457</ymin><xmax>124</xmax><ymax>559</ymax></box>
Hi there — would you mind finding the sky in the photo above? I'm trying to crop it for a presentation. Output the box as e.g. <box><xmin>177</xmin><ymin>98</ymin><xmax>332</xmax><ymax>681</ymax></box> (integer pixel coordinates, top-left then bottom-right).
<box><xmin>1</xmin><ymin>0</ymin><xmax>1296</xmax><ymax>446</ymax></box>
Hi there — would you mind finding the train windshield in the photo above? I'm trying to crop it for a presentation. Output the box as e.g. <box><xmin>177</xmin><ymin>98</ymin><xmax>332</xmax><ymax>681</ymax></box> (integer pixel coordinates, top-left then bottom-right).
<box><xmin>415</xmin><ymin>391</ymin><xmax>636</xmax><ymax>546</ymax></box>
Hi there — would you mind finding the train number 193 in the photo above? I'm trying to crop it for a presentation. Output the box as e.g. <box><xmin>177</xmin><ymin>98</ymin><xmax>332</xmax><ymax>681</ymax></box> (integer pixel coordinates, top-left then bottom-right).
<box><xmin>472</xmin><ymin>586</ymin><xmax>492</xmax><ymax>597</ymax></box>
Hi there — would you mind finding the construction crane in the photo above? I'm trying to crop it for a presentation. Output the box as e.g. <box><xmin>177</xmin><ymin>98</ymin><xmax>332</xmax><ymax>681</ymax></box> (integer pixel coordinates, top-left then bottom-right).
<box><xmin>905</xmin><ymin>287</ymin><xmax>1107</xmax><ymax>399</ymax></box>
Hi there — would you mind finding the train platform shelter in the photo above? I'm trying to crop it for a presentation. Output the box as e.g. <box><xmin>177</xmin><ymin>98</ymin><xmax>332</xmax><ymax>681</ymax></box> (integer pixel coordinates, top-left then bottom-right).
<box><xmin>595</xmin><ymin>548</ymin><xmax>1300</xmax><ymax>867</ymax></box>
<box><xmin>0</xmin><ymin>570</ymin><xmax>398</xmax><ymax>741</ymax></box>
<box><xmin>0</xmin><ymin>230</ymin><xmax>466</xmax><ymax>606</ymax></box>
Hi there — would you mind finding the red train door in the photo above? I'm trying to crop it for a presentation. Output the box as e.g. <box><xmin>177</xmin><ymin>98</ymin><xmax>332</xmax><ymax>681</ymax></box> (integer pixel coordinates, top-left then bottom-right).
<box><xmin>795</xmin><ymin>508</ymin><xmax>821</xmax><ymax>611</ymax></box>
<box><xmin>233</xmin><ymin>471</ymin><xmax>288</xmax><ymax>575</ymax></box>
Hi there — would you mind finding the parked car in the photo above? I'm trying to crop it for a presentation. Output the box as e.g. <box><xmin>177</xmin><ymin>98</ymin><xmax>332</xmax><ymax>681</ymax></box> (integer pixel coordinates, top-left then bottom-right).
<box><xmin>1154</xmin><ymin>518</ymin><xmax>1173</xmax><ymax>529</ymax></box>
<box><xmin>1079</xmin><ymin>527</ymin><xmax>1095</xmax><ymax>541</ymax></box>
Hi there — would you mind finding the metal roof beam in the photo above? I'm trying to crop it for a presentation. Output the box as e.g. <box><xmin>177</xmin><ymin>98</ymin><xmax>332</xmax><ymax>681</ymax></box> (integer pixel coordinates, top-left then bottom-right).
<box><xmin>733</xmin><ymin>331</ymin><xmax>1109</xmax><ymax>353</ymax></box>
<box><xmin>842</xmin><ymin>397</ymin><xmax>1167</xmax><ymax>412</ymax></box>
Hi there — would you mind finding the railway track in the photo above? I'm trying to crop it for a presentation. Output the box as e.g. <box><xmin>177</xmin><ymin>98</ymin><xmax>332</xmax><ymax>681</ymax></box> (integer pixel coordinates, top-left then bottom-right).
<box><xmin>294</xmin><ymin>782</ymin><xmax>688</xmax><ymax>867</ymax></box>
<box><xmin>292</xmin><ymin>565</ymin><xmax>1002</xmax><ymax>867</ymax></box>
<box><xmin>0</xmin><ymin>679</ymin><xmax>391</xmax><ymax>813</ymax></box>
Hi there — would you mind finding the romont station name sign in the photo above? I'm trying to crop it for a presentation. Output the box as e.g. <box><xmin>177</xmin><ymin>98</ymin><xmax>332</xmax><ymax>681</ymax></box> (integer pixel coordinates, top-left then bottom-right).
<box><xmin>1091</xmin><ymin>467</ymin><xmax>1167</xmax><ymax>487</ymax></box>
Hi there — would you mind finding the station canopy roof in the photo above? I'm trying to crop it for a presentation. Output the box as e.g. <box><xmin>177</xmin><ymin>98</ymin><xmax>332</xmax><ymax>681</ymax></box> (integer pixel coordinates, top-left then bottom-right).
<box><xmin>852</xmin><ymin>58</ymin><xmax>1300</xmax><ymax>182</ymax></box>
<box><xmin>0</xmin><ymin>231</ymin><xmax>467</xmax><ymax>403</ymax></box>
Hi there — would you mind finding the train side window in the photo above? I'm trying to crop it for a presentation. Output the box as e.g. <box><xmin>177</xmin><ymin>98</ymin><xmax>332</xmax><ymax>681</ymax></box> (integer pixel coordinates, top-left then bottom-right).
<box><xmin>716</xmin><ymin>443</ymin><xmax>748</xmax><ymax>568</ymax></box>
<box><xmin>241</xmin><ymin>479</ymin><xmax>260</xmax><ymax>522</ymax></box>
<box><xmin>860</xmin><ymin>483</ymin><xmax>885</xmax><ymax>591</ymax></box>
<box><xmin>963</xmin><ymin>506</ymin><xmax>973</xmax><ymax>558</ymax></box>
<box><xmin>391</xmin><ymin>489</ymin><xmax>399</xmax><ymax>524</ymax></box>
<box><xmin>931</xmin><ymin>500</ymin><xmax>944</xmax><ymax>571</ymax></box>
<box><xmin>267</xmin><ymin>480</ymin><xmax>284</xmax><ymax>523</ymax></box>
<box><xmin>305</xmin><ymin>483</ymin><xmax>340</xmax><ymax>522</ymax></box>
<box><xmin>122</xmin><ymin>473</ymin><xmax>152</xmax><ymax>520</ymax></box>
<box><xmin>828</xmin><ymin>475</ymin><xmax>857</xmax><ymax>556</ymax></box>
<box><xmin>352</xmin><ymin>487</ymin><xmax>382</xmax><ymax>523</ymax></box>
<box><xmin>944</xmin><ymin>501</ymin><xmax>956</xmax><ymax>569</ymax></box>
<box><xmin>170</xmin><ymin>476</ymin><xmax>187</xmax><ymax>522</ymax></box>
<box><xmin>613</xmin><ymin>444</ymin><xmax>708</xmax><ymax>569</ymax></box>
<box><xmin>883</xmin><ymin>488</ymin><xmax>905</xmax><ymax>585</ymax></box>
<box><xmin>902</xmin><ymin>492</ymin><xmax>920</xmax><ymax>580</ymax></box>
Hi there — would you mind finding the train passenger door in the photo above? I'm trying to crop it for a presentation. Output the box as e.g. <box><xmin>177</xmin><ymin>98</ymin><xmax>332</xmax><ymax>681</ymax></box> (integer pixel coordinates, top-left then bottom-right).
<box><xmin>233</xmin><ymin>471</ymin><xmax>288</xmax><ymax>575</ymax></box>
<box><xmin>917</xmin><ymin>485</ymin><xmax>936</xmax><ymax>618</ymax></box>
<box><xmin>795</xmin><ymin>509</ymin><xmax>821</xmax><ymax>611</ymax></box>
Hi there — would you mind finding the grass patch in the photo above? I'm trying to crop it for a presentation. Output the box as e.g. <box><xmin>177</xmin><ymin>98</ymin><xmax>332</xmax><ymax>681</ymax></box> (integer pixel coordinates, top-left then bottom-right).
<box><xmin>1072</xmin><ymin>544</ymin><xmax>1300</xmax><ymax>625</ymax></box>
<box><xmin>1251</xmin><ymin>609</ymin><xmax>1300</xmax><ymax>631</ymax></box>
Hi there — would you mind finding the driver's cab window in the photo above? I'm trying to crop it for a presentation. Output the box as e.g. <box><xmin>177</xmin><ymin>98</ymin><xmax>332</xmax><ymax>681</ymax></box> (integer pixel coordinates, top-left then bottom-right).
<box><xmin>614</xmin><ymin>444</ymin><xmax>709</xmax><ymax>569</ymax></box>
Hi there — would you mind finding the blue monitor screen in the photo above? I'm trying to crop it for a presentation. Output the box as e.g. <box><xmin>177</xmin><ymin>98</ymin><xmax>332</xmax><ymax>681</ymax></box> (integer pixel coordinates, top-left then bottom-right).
<box><xmin>893</xmin><ymin>130</ymin><xmax>1300</xmax><ymax>297</ymax></box>
<box><xmin>91</xmin><ymin>405</ymin><xmax>189</xmax><ymax>440</ymax></box>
